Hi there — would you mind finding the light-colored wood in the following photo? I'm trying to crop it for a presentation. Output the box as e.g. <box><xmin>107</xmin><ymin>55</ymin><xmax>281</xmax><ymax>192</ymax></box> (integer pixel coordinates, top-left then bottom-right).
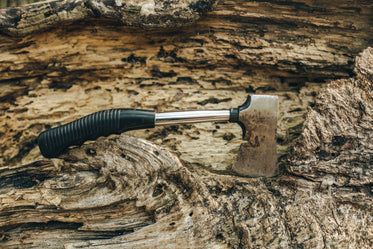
<box><xmin>0</xmin><ymin>0</ymin><xmax>372</xmax><ymax>247</ymax></box>
<box><xmin>289</xmin><ymin>47</ymin><xmax>373</xmax><ymax>192</ymax></box>
<box><xmin>0</xmin><ymin>52</ymin><xmax>372</xmax><ymax>246</ymax></box>
<box><xmin>1</xmin><ymin>0</ymin><xmax>371</xmax><ymax>171</ymax></box>
<box><xmin>0</xmin><ymin>0</ymin><xmax>218</xmax><ymax>36</ymax></box>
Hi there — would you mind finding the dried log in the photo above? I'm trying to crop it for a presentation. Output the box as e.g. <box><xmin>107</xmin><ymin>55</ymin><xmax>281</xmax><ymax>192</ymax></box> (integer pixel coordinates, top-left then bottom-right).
<box><xmin>0</xmin><ymin>0</ymin><xmax>218</xmax><ymax>36</ymax></box>
<box><xmin>0</xmin><ymin>0</ymin><xmax>371</xmax><ymax>76</ymax></box>
<box><xmin>0</xmin><ymin>0</ymin><xmax>372</xmax><ymax>171</ymax></box>
<box><xmin>0</xmin><ymin>135</ymin><xmax>222</xmax><ymax>248</ymax></box>
<box><xmin>0</xmin><ymin>0</ymin><xmax>372</xmax><ymax>247</ymax></box>
<box><xmin>0</xmin><ymin>48</ymin><xmax>372</xmax><ymax>248</ymax></box>
<box><xmin>288</xmin><ymin>47</ymin><xmax>373</xmax><ymax>202</ymax></box>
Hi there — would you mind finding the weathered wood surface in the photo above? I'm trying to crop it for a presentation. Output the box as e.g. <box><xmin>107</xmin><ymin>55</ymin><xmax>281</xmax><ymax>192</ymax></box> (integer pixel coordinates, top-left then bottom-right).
<box><xmin>0</xmin><ymin>0</ymin><xmax>372</xmax><ymax>171</ymax></box>
<box><xmin>0</xmin><ymin>0</ymin><xmax>218</xmax><ymax>36</ymax></box>
<box><xmin>0</xmin><ymin>0</ymin><xmax>372</xmax><ymax>247</ymax></box>
<box><xmin>0</xmin><ymin>48</ymin><xmax>372</xmax><ymax>248</ymax></box>
<box><xmin>0</xmin><ymin>0</ymin><xmax>42</xmax><ymax>9</ymax></box>
<box><xmin>289</xmin><ymin>48</ymin><xmax>373</xmax><ymax>188</ymax></box>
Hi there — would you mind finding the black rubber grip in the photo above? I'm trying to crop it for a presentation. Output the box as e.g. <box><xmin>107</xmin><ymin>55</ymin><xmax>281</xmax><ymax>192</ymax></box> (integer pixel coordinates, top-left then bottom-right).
<box><xmin>38</xmin><ymin>109</ymin><xmax>155</xmax><ymax>158</ymax></box>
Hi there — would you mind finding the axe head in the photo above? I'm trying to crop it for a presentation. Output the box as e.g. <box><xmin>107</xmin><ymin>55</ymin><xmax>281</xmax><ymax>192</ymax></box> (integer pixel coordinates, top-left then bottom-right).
<box><xmin>232</xmin><ymin>95</ymin><xmax>279</xmax><ymax>177</ymax></box>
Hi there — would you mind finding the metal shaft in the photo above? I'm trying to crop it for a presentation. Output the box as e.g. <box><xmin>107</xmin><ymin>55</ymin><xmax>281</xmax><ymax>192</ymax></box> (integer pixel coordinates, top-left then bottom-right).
<box><xmin>155</xmin><ymin>110</ymin><xmax>230</xmax><ymax>126</ymax></box>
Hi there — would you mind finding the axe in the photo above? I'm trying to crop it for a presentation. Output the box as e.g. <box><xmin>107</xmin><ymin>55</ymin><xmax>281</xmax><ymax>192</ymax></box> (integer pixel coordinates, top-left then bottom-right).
<box><xmin>38</xmin><ymin>95</ymin><xmax>279</xmax><ymax>177</ymax></box>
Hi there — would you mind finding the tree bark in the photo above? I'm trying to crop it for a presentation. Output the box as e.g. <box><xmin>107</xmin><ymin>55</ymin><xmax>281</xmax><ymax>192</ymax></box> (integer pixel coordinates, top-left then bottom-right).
<box><xmin>0</xmin><ymin>0</ymin><xmax>372</xmax><ymax>248</ymax></box>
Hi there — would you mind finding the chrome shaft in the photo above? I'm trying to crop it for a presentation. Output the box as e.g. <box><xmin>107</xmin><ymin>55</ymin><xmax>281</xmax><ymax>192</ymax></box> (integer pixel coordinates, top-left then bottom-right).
<box><xmin>155</xmin><ymin>110</ymin><xmax>230</xmax><ymax>126</ymax></box>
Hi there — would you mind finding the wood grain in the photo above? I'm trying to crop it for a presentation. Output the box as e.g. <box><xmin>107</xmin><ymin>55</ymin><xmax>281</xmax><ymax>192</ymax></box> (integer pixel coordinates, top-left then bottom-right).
<box><xmin>0</xmin><ymin>1</ymin><xmax>372</xmax><ymax>247</ymax></box>
<box><xmin>0</xmin><ymin>0</ymin><xmax>218</xmax><ymax>36</ymax></box>
<box><xmin>0</xmin><ymin>0</ymin><xmax>371</xmax><ymax>171</ymax></box>
<box><xmin>0</xmin><ymin>49</ymin><xmax>372</xmax><ymax>246</ymax></box>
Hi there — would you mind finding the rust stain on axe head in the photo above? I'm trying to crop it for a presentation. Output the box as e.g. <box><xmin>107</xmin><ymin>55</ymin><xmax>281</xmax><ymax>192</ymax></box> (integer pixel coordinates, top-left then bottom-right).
<box><xmin>233</xmin><ymin>95</ymin><xmax>278</xmax><ymax>177</ymax></box>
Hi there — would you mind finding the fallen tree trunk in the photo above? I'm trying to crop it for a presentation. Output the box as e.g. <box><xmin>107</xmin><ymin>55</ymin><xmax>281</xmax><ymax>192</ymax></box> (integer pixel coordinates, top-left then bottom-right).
<box><xmin>0</xmin><ymin>0</ymin><xmax>218</xmax><ymax>36</ymax></box>
<box><xmin>0</xmin><ymin>0</ymin><xmax>372</xmax><ymax>170</ymax></box>
<box><xmin>0</xmin><ymin>49</ymin><xmax>372</xmax><ymax>247</ymax></box>
<box><xmin>0</xmin><ymin>0</ymin><xmax>372</xmax><ymax>248</ymax></box>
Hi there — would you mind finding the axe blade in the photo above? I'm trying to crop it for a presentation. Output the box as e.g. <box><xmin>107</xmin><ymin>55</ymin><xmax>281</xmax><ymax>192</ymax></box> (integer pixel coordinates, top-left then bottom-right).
<box><xmin>233</xmin><ymin>95</ymin><xmax>279</xmax><ymax>177</ymax></box>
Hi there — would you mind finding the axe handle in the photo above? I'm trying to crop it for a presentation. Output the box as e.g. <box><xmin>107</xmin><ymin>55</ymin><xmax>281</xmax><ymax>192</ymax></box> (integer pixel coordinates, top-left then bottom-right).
<box><xmin>38</xmin><ymin>108</ymin><xmax>239</xmax><ymax>158</ymax></box>
<box><xmin>155</xmin><ymin>110</ymin><xmax>234</xmax><ymax>125</ymax></box>
<box><xmin>38</xmin><ymin>109</ymin><xmax>155</xmax><ymax>158</ymax></box>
